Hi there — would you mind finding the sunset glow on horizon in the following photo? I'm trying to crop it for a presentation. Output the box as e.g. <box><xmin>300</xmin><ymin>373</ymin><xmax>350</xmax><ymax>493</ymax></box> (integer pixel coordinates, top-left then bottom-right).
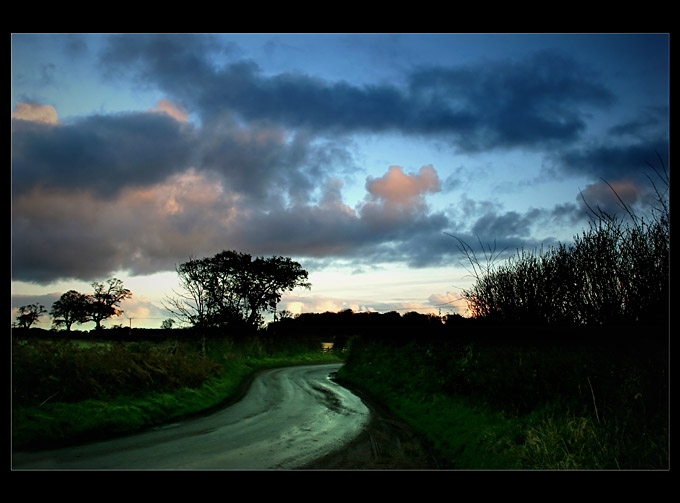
<box><xmin>11</xmin><ymin>33</ymin><xmax>669</xmax><ymax>330</ymax></box>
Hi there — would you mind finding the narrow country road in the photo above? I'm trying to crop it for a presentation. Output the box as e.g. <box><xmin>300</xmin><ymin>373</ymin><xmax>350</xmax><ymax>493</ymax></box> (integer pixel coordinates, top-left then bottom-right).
<box><xmin>12</xmin><ymin>363</ymin><xmax>371</xmax><ymax>470</ymax></box>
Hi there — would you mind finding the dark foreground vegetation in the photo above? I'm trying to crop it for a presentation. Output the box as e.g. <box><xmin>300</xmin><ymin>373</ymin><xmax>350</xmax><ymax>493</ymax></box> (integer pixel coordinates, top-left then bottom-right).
<box><xmin>13</xmin><ymin>309</ymin><xmax>668</xmax><ymax>469</ymax></box>
<box><xmin>337</xmin><ymin>318</ymin><xmax>668</xmax><ymax>469</ymax></box>
<box><xmin>12</xmin><ymin>328</ymin><xmax>342</xmax><ymax>451</ymax></box>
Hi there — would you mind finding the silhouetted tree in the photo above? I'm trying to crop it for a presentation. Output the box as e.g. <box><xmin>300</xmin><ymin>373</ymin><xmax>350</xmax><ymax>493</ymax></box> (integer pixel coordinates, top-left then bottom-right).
<box><xmin>87</xmin><ymin>278</ymin><xmax>132</xmax><ymax>330</ymax></box>
<box><xmin>243</xmin><ymin>254</ymin><xmax>311</xmax><ymax>326</ymax></box>
<box><xmin>164</xmin><ymin>250</ymin><xmax>310</xmax><ymax>330</ymax></box>
<box><xmin>50</xmin><ymin>290</ymin><xmax>90</xmax><ymax>331</ymax></box>
<box><xmin>16</xmin><ymin>303</ymin><xmax>46</xmax><ymax>328</ymax></box>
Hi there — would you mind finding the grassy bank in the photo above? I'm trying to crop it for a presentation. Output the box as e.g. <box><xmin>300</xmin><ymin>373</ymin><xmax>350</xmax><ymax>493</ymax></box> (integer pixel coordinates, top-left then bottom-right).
<box><xmin>337</xmin><ymin>328</ymin><xmax>668</xmax><ymax>470</ymax></box>
<box><xmin>12</xmin><ymin>333</ymin><xmax>342</xmax><ymax>450</ymax></box>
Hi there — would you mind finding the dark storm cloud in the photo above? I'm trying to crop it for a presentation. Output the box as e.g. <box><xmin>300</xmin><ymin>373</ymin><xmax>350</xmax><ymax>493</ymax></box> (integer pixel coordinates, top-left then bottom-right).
<box><xmin>607</xmin><ymin>106</ymin><xmax>668</xmax><ymax>138</ymax></box>
<box><xmin>97</xmin><ymin>33</ymin><xmax>225</xmax><ymax>99</ymax></box>
<box><xmin>12</xmin><ymin>193</ymin><xmax>124</xmax><ymax>283</ymax></box>
<box><xmin>407</xmin><ymin>50</ymin><xmax>616</xmax><ymax>150</ymax></box>
<box><xmin>223</xmin><ymin>166</ymin><xmax>452</xmax><ymax>264</ymax></box>
<box><xmin>555</xmin><ymin>136</ymin><xmax>669</xmax><ymax>184</ymax></box>
<box><xmin>471</xmin><ymin>209</ymin><xmax>542</xmax><ymax>241</ymax></box>
<box><xmin>11</xmin><ymin>111</ymin><xmax>196</xmax><ymax>197</ymax></box>
<box><xmin>194</xmin><ymin>114</ymin><xmax>343</xmax><ymax>203</ymax></box>
<box><xmin>97</xmin><ymin>35</ymin><xmax>615</xmax><ymax>150</ymax></box>
<box><xmin>11</xmin><ymin>163</ymin><xmax>457</xmax><ymax>284</ymax></box>
<box><xmin>11</xmin><ymin>104</ymin><xmax>347</xmax><ymax>206</ymax></box>
<box><xmin>554</xmin><ymin>105</ymin><xmax>668</xmax><ymax>184</ymax></box>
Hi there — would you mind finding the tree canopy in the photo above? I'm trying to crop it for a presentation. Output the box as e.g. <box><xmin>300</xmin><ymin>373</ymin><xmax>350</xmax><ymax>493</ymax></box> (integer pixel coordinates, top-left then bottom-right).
<box><xmin>45</xmin><ymin>278</ymin><xmax>132</xmax><ymax>331</ymax></box>
<box><xmin>15</xmin><ymin>303</ymin><xmax>46</xmax><ymax>329</ymax></box>
<box><xmin>49</xmin><ymin>290</ymin><xmax>90</xmax><ymax>331</ymax></box>
<box><xmin>164</xmin><ymin>250</ymin><xmax>311</xmax><ymax>329</ymax></box>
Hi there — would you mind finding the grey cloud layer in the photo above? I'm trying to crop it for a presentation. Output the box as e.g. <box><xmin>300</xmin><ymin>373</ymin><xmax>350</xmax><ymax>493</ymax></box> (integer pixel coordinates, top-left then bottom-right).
<box><xmin>11</xmin><ymin>35</ymin><xmax>668</xmax><ymax>284</ymax></box>
<box><xmin>98</xmin><ymin>35</ymin><xmax>618</xmax><ymax>151</ymax></box>
<box><xmin>12</xmin><ymin>112</ymin><xmax>196</xmax><ymax>197</ymax></box>
<box><xmin>95</xmin><ymin>34</ymin><xmax>668</xmax><ymax>179</ymax></box>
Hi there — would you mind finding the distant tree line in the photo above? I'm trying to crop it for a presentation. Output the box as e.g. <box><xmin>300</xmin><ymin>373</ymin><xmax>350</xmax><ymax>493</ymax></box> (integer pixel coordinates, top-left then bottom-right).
<box><xmin>14</xmin><ymin>251</ymin><xmax>311</xmax><ymax>335</ymax></box>
<box><xmin>267</xmin><ymin>308</ymin><xmax>458</xmax><ymax>350</ymax></box>
<box><xmin>14</xmin><ymin>278</ymin><xmax>132</xmax><ymax>331</ymax></box>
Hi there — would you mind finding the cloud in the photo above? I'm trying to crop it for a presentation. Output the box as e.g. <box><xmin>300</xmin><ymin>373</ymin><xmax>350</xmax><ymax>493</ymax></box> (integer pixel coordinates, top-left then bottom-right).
<box><xmin>225</xmin><ymin>165</ymin><xmax>449</xmax><ymax>263</ymax></box>
<box><xmin>407</xmin><ymin>50</ymin><xmax>616</xmax><ymax>150</ymax></box>
<box><xmin>11</xmin><ymin>100</ymin><xmax>353</xmax><ymax>208</ymax></box>
<box><xmin>11</xmin><ymin>169</ymin><xmax>238</xmax><ymax>283</ymax></box>
<box><xmin>555</xmin><ymin>136</ymin><xmax>669</xmax><ymax>184</ymax></box>
<box><xmin>607</xmin><ymin>107</ymin><xmax>668</xmax><ymax>138</ymax></box>
<box><xmin>11</xmin><ymin>163</ymin><xmax>452</xmax><ymax>284</ymax></box>
<box><xmin>12</xmin><ymin>153</ymin><xmax>580</xmax><ymax>285</ymax></box>
<box><xmin>97</xmin><ymin>35</ymin><xmax>615</xmax><ymax>150</ymax></box>
<box><xmin>577</xmin><ymin>179</ymin><xmax>651</xmax><ymax>219</ymax></box>
<box><xmin>282</xmin><ymin>292</ymin><xmax>440</xmax><ymax>316</ymax></box>
<box><xmin>150</xmin><ymin>98</ymin><xmax>189</xmax><ymax>122</ymax></box>
<box><xmin>358</xmin><ymin>165</ymin><xmax>444</xmax><ymax>241</ymax></box>
<box><xmin>281</xmin><ymin>294</ymin><xmax>348</xmax><ymax>315</ymax></box>
<box><xmin>12</xmin><ymin>36</ymin><xmax>666</xmax><ymax>288</ymax></box>
<box><xmin>11</xmin><ymin>108</ymin><xmax>197</xmax><ymax>197</ymax></box>
<box><xmin>11</xmin><ymin>102</ymin><xmax>59</xmax><ymax>124</ymax></box>
<box><xmin>551</xmin><ymin>106</ymin><xmax>668</xmax><ymax>186</ymax></box>
<box><xmin>427</xmin><ymin>291</ymin><xmax>468</xmax><ymax>315</ymax></box>
<box><xmin>471</xmin><ymin>209</ymin><xmax>542</xmax><ymax>240</ymax></box>
<box><xmin>365</xmin><ymin>165</ymin><xmax>440</xmax><ymax>208</ymax></box>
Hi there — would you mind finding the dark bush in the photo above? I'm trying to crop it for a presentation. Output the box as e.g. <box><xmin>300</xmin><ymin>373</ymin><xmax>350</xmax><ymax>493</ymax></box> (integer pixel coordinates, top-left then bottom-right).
<box><xmin>462</xmin><ymin>185</ymin><xmax>669</xmax><ymax>328</ymax></box>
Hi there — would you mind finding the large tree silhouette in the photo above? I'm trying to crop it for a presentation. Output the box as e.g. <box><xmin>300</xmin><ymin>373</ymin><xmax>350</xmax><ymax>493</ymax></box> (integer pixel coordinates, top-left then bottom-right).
<box><xmin>165</xmin><ymin>250</ymin><xmax>310</xmax><ymax>329</ymax></box>
<box><xmin>88</xmin><ymin>278</ymin><xmax>132</xmax><ymax>330</ymax></box>
<box><xmin>15</xmin><ymin>303</ymin><xmax>46</xmax><ymax>328</ymax></box>
<box><xmin>50</xmin><ymin>290</ymin><xmax>90</xmax><ymax>331</ymax></box>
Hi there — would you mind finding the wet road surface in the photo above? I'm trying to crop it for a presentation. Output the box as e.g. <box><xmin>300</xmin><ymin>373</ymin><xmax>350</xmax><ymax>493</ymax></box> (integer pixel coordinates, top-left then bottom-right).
<box><xmin>12</xmin><ymin>363</ymin><xmax>370</xmax><ymax>470</ymax></box>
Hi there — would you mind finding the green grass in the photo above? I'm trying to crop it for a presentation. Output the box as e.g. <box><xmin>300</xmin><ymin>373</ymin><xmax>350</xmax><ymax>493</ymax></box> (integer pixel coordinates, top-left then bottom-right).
<box><xmin>337</xmin><ymin>336</ymin><xmax>668</xmax><ymax>470</ymax></box>
<box><xmin>12</xmin><ymin>335</ymin><xmax>342</xmax><ymax>450</ymax></box>
<box><xmin>336</xmin><ymin>352</ymin><xmax>520</xmax><ymax>469</ymax></box>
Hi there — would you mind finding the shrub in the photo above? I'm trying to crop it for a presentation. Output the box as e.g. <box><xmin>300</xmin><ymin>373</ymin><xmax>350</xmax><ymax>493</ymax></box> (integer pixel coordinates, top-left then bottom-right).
<box><xmin>461</xmin><ymin>172</ymin><xmax>669</xmax><ymax>328</ymax></box>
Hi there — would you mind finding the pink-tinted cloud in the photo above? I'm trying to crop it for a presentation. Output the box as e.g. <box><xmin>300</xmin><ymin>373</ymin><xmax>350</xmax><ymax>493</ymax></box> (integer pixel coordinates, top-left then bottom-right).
<box><xmin>11</xmin><ymin>102</ymin><xmax>59</xmax><ymax>124</ymax></box>
<box><xmin>366</xmin><ymin>165</ymin><xmax>440</xmax><ymax>208</ymax></box>
<box><xmin>11</xmin><ymin>169</ymin><xmax>240</xmax><ymax>282</ymax></box>
<box><xmin>358</xmin><ymin>165</ymin><xmax>445</xmax><ymax>237</ymax></box>
<box><xmin>150</xmin><ymin>98</ymin><xmax>189</xmax><ymax>122</ymax></box>
<box><xmin>12</xmin><ymin>162</ymin><xmax>452</xmax><ymax>284</ymax></box>
<box><xmin>428</xmin><ymin>291</ymin><xmax>468</xmax><ymax>315</ymax></box>
<box><xmin>578</xmin><ymin>179</ymin><xmax>649</xmax><ymax>218</ymax></box>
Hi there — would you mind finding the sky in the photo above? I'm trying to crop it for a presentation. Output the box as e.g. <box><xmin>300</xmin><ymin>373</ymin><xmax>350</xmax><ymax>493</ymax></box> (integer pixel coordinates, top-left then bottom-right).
<box><xmin>11</xmin><ymin>33</ymin><xmax>669</xmax><ymax>329</ymax></box>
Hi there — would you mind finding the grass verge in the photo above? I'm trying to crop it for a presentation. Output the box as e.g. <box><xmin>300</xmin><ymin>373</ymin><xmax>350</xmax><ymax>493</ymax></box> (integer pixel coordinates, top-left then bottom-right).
<box><xmin>336</xmin><ymin>335</ymin><xmax>668</xmax><ymax>470</ymax></box>
<box><xmin>12</xmin><ymin>336</ymin><xmax>342</xmax><ymax>451</ymax></box>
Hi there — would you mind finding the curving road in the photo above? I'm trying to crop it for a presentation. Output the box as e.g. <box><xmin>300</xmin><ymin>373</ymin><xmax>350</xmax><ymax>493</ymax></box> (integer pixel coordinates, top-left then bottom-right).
<box><xmin>12</xmin><ymin>363</ymin><xmax>370</xmax><ymax>470</ymax></box>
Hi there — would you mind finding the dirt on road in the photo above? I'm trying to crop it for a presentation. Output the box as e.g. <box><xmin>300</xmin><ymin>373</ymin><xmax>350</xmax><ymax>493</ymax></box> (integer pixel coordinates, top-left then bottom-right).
<box><xmin>300</xmin><ymin>378</ymin><xmax>443</xmax><ymax>470</ymax></box>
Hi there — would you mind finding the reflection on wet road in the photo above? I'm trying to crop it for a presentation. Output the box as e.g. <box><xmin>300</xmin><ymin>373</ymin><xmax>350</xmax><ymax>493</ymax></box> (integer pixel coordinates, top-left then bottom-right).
<box><xmin>13</xmin><ymin>363</ymin><xmax>370</xmax><ymax>470</ymax></box>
